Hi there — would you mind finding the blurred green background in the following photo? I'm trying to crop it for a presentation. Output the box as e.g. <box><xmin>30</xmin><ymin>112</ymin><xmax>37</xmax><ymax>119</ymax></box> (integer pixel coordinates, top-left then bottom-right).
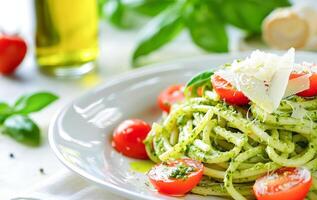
<box><xmin>98</xmin><ymin>0</ymin><xmax>291</xmax><ymax>66</ymax></box>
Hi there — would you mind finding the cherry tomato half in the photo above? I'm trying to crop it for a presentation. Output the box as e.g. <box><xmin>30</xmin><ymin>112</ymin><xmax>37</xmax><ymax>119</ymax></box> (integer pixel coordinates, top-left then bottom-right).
<box><xmin>157</xmin><ymin>84</ymin><xmax>185</xmax><ymax>113</ymax></box>
<box><xmin>253</xmin><ymin>167</ymin><xmax>312</xmax><ymax>200</ymax></box>
<box><xmin>290</xmin><ymin>73</ymin><xmax>317</xmax><ymax>97</ymax></box>
<box><xmin>147</xmin><ymin>158</ymin><xmax>204</xmax><ymax>196</ymax></box>
<box><xmin>211</xmin><ymin>75</ymin><xmax>250</xmax><ymax>106</ymax></box>
<box><xmin>112</xmin><ymin>119</ymin><xmax>151</xmax><ymax>159</ymax></box>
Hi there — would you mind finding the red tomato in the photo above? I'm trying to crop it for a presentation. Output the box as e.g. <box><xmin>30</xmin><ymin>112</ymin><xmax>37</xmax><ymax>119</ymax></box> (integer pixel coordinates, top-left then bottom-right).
<box><xmin>211</xmin><ymin>75</ymin><xmax>250</xmax><ymax>105</ymax></box>
<box><xmin>290</xmin><ymin>73</ymin><xmax>317</xmax><ymax>97</ymax></box>
<box><xmin>253</xmin><ymin>167</ymin><xmax>312</xmax><ymax>200</ymax></box>
<box><xmin>147</xmin><ymin>158</ymin><xmax>204</xmax><ymax>196</ymax></box>
<box><xmin>157</xmin><ymin>84</ymin><xmax>185</xmax><ymax>113</ymax></box>
<box><xmin>0</xmin><ymin>35</ymin><xmax>27</xmax><ymax>75</ymax></box>
<box><xmin>197</xmin><ymin>87</ymin><xmax>204</xmax><ymax>96</ymax></box>
<box><xmin>112</xmin><ymin>119</ymin><xmax>151</xmax><ymax>159</ymax></box>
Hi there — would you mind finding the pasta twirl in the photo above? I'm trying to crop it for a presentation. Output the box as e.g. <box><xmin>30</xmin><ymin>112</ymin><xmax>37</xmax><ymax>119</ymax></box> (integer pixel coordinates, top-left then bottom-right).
<box><xmin>144</xmin><ymin>94</ymin><xmax>317</xmax><ymax>200</ymax></box>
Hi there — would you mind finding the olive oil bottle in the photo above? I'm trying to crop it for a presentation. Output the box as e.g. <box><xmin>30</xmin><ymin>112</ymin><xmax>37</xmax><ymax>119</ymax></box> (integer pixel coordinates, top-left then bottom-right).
<box><xmin>35</xmin><ymin>0</ymin><xmax>99</xmax><ymax>77</ymax></box>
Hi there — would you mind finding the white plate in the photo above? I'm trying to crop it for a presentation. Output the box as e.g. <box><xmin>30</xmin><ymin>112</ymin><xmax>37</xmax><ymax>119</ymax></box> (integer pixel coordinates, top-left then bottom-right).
<box><xmin>49</xmin><ymin>52</ymin><xmax>317</xmax><ymax>200</ymax></box>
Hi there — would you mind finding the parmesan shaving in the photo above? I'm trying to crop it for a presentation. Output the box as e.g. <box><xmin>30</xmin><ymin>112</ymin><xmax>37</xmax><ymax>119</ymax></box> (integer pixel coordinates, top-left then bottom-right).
<box><xmin>215</xmin><ymin>49</ymin><xmax>295</xmax><ymax>113</ymax></box>
<box><xmin>284</xmin><ymin>74</ymin><xmax>310</xmax><ymax>97</ymax></box>
<box><xmin>294</xmin><ymin>62</ymin><xmax>317</xmax><ymax>73</ymax></box>
<box><xmin>290</xmin><ymin>103</ymin><xmax>307</xmax><ymax>120</ymax></box>
<box><xmin>230</xmin><ymin>50</ymin><xmax>283</xmax><ymax>82</ymax></box>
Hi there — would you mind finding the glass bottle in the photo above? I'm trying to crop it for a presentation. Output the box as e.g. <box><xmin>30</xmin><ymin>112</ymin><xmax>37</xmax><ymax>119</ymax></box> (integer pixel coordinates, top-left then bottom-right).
<box><xmin>35</xmin><ymin>0</ymin><xmax>99</xmax><ymax>77</ymax></box>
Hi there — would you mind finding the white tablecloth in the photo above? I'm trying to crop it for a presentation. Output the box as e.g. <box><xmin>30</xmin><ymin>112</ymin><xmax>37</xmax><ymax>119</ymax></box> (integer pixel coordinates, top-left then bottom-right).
<box><xmin>14</xmin><ymin>169</ymin><xmax>127</xmax><ymax>200</ymax></box>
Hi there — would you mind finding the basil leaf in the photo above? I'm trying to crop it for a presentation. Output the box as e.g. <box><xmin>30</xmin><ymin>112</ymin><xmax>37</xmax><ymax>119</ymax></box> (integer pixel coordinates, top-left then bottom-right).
<box><xmin>185</xmin><ymin>70</ymin><xmax>214</xmax><ymax>97</ymax></box>
<box><xmin>0</xmin><ymin>102</ymin><xmax>10</xmax><ymax>111</ymax></box>
<box><xmin>104</xmin><ymin>0</ymin><xmax>132</xmax><ymax>28</ymax></box>
<box><xmin>132</xmin><ymin>4</ymin><xmax>184</xmax><ymax>66</ymax></box>
<box><xmin>14</xmin><ymin>92</ymin><xmax>58</xmax><ymax>114</ymax></box>
<box><xmin>221</xmin><ymin>0</ymin><xmax>290</xmax><ymax>33</ymax></box>
<box><xmin>186</xmin><ymin>70</ymin><xmax>214</xmax><ymax>88</ymax></box>
<box><xmin>127</xmin><ymin>0</ymin><xmax>175</xmax><ymax>17</ymax></box>
<box><xmin>98</xmin><ymin>0</ymin><xmax>108</xmax><ymax>17</ymax></box>
<box><xmin>0</xmin><ymin>102</ymin><xmax>12</xmax><ymax>123</ymax></box>
<box><xmin>184</xmin><ymin>1</ymin><xmax>228</xmax><ymax>52</ymax></box>
<box><xmin>103</xmin><ymin>0</ymin><xmax>167</xmax><ymax>29</ymax></box>
<box><xmin>3</xmin><ymin>115</ymin><xmax>40</xmax><ymax>146</ymax></box>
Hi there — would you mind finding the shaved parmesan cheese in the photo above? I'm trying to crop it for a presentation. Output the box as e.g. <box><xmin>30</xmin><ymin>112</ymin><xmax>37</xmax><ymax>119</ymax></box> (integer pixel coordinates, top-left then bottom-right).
<box><xmin>290</xmin><ymin>102</ymin><xmax>308</xmax><ymax>120</ymax></box>
<box><xmin>267</xmin><ymin>49</ymin><xmax>295</xmax><ymax>111</ymax></box>
<box><xmin>215</xmin><ymin>48</ymin><xmax>295</xmax><ymax>113</ymax></box>
<box><xmin>237</xmin><ymin>75</ymin><xmax>275</xmax><ymax>112</ymax></box>
<box><xmin>294</xmin><ymin>62</ymin><xmax>317</xmax><ymax>73</ymax></box>
<box><xmin>216</xmin><ymin>70</ymin><xmax>274</xmax><ymax>111</ymax></box>
<box><xmin>284</xmin><ymin>74</ymin><xmax>310</xmax><ymax>97</ymax></box>
<box><xmin>231</xmin><ymin>50</ymin><xmax>283</xmax><ymax>81</ymax></box>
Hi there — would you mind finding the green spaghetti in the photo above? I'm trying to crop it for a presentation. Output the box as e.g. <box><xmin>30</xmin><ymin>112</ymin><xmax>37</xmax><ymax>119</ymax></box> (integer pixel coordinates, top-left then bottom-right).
<box><xmin>144</xmin><ymin>68</ymin><xmax>317</xmax><ymax>199</ymax></box>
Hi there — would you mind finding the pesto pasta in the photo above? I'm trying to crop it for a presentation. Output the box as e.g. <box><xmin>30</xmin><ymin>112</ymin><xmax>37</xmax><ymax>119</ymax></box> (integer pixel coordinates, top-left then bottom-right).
<box><xmin>144</xmin><ymin>86</ymin><xmax>317</xmax><ymax>200</ymax></box>
<box><xmin>107</xmin><ymin>50</ymin><xmax>317</xmax><ymax>200</ymax></box>
<box><xmin>142</xmin><ymin>50</ymin><xmax>317</xmax><ymax>200</ymax></box>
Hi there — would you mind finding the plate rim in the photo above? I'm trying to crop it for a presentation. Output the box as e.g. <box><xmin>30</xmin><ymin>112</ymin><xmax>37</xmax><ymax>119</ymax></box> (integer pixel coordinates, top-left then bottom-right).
<box><xmin>49</xmin><ymin>51</ymin><xmax>317</xmax><ymax>200</ymax></box>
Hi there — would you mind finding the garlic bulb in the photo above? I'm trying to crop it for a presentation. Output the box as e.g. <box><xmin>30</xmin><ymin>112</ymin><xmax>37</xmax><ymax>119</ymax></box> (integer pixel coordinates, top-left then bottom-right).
<box><xmin>263</xmin><ymin>2</ymin><xmax>317</xmax><ymax>50</ymax></box>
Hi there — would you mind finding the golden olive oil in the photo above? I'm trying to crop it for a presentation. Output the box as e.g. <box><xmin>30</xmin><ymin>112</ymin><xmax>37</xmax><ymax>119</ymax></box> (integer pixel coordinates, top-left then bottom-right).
<box><xmin>35</xmin><ymin>0</ymin><xmax>99</xmax><ymax>76</ymax></box>
<box><xmin>129</xmin><ymin>161</ymin><xmax>155</xmax><ymax>173</ymax></box>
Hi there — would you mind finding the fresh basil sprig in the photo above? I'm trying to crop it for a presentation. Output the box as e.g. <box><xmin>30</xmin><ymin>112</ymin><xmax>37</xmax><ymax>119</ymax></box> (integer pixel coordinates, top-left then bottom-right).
<box><xmin>3</xmin><ymin>115</ymin><xmax>40</xmax><ymax>146</ymax></box>
<box><xmin>184</xmin><ymin>1</ymin><xmax>228</xmax><ymax>52</ymax></box>
<box><xmin>104</xmin><ymin>0</ymin><xmax>127</xmax><ymax>28</ymax></box>
<box><xmin>132</xmin><ymin>4</ymin><xmax>184</xmax><ymax>66</ymax></box>
<box><xmin>102</xmin><ymin>0</ymin><xmax>174</xmax><ymax>29</ymax></box>
<box><xmin>185</xmin><ymin>70</ymin><xmax>214</xmax><ymax>97</ymax></box>
<box><xmin>221</xmin><ymin>0</ymin><xmax>290</xmax><ymax>33</ymax></box>
<box><xmin>0</xmin><ymin>102</ymin><xmax>12</xmax><ymax>123</ymax></box>
<box><xmin>99</xmin><ymin>0</ymin><xmax>291</xmax><ymax>66</ymax></box>
<box><xmin>13</xmin><ymin>92</ymin><xmax>58</xmax><ymax>114</ymax></box>
<box><xmin>0</xmin><ymin>92</ymin><xmax>58</xmax><ymax>146</ymax></box>
<box><xmin>130</xmin><ymin>0</ymin><xmax>175</xmax><ymax>17</ymax></box>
